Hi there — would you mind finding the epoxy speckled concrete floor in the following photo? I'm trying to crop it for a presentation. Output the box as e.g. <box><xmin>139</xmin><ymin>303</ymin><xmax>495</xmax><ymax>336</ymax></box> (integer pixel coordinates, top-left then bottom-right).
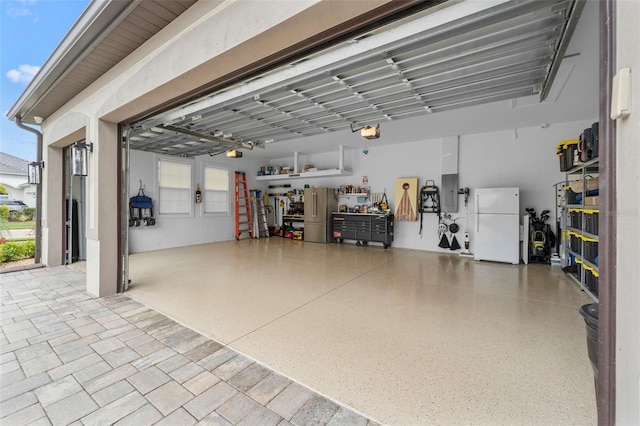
<box><xmin>1</xmin><ymin>266</ymin><xmax>377</xmax><ymax>425</ymax></box>
<box><xmin>127</xmin><ymin>238</ymin><xmax>597</xmax><ymax>425</ymax></box>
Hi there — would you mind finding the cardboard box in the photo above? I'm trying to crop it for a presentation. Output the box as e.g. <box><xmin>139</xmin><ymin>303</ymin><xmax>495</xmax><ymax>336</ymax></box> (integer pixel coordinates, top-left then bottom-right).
<box><xmin>584</xmin><ymin>196</ymin><xmax>600</xmax><ymax>206</ymax></box>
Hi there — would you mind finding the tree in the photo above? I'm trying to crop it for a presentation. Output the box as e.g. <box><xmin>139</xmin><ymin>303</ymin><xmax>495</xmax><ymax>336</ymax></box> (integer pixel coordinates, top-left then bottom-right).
<box><xmin>0</xmin><ymin>183</ymin><xmax>7</xmax><ymax>195</ymax></box>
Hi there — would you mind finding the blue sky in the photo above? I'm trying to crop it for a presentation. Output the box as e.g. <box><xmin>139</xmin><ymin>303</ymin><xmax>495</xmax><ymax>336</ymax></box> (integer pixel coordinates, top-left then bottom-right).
<box><xmin>1</xmin><ymin>0</ymin><xmax>90</xmax><ymax>161</ymax></box>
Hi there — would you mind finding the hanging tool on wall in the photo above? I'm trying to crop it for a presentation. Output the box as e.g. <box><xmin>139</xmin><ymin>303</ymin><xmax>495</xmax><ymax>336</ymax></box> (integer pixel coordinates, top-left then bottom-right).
<box><xmin>448</xmin><ymin>220</ymin><xmax>461</xmax><ymax>250</ymax></box>
<box><xmin>195</xmin><ymin>184</ymin><xmax>202</xmax><ymax>203</ymax></box>
<box><xmin>129</xmin><ymin>180</ymin><xmax>155</xmax><ymax>226</ymax></box>
<box><xmin>437</xmin><ymin>221</ymin><xmax>449</xmax><ymax>248</ymax></box>
<box><xmin>418</xmin><ymin>180</ymin><xmax>441</xmax><ymax>236</ymax></box>
<box><xmin>436</xmin><ymin>213</ymin><xmax>462</xmax><ymax>250</ymax></box>
<box><xmin>458</xmin><ymin>187</ymin><xmax>470</xmax><ymax>207</ymax></box>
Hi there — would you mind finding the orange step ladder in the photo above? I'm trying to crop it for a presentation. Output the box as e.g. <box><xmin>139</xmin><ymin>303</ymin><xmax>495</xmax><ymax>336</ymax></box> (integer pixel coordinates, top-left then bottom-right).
<box><xmin>234</xmin><ymin>171</ymin><xmax>253</xmax><ymax>239</ymax></box>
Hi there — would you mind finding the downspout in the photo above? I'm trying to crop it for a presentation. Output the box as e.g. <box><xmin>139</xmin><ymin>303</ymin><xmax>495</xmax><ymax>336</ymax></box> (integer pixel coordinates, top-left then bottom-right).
<box><xmin>14</xmin><ymin>117</ymin><xmax>43</xmax><ymax>265</ymax></box>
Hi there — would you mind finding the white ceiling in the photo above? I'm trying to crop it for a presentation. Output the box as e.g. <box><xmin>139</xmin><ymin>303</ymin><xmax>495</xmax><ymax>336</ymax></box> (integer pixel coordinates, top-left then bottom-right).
<box><xmin>127</xmin><ymin>0</ymin><xmax>595</xmax><ymax>159</ymax></box>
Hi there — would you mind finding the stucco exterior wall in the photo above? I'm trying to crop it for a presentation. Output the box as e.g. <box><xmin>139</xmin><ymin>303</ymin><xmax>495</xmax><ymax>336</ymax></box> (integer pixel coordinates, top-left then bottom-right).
<box><xmin>615</xmin><ymin>1</ymin><xmax>640</xmax><ymax>423</ymax></box>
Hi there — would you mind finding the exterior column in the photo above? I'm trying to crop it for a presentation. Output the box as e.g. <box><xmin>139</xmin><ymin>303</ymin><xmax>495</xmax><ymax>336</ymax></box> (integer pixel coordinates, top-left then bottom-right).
<box><xmin>85</xmin><ymin>119</ymin><xmax>119</xmax><ymax>297</ymax></box>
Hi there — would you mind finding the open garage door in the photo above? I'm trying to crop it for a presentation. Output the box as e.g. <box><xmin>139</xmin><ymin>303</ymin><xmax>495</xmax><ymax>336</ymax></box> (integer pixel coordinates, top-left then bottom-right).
<box><xmin>123</xmin><ymin>0</ymin><xmax>585</xmax><ymax>159</ymax></box>
<box><xmin>120</xmin><ymin>0</ymin><xmax>585</xmax><ymax>292</ymax></box>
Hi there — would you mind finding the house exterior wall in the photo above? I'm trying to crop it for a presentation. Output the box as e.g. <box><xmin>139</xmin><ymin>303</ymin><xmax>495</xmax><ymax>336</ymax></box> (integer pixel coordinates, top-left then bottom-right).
<box><xmin>21</xmin><ymin>186</ymin><xmax>36</xmax><ymax>208</ymax></box>
<box><xmin>0</xmin><ymin>174</ymin><xmax>35</xmax><ymax>206</ymax></box>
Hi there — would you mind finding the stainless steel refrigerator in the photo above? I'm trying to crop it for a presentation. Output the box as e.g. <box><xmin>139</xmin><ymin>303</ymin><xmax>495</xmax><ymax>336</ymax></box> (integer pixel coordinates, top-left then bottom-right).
<box><xmin>304</xmin><ymin>187</ymin><xmax>338</xmax><ymax>243</ymax></box>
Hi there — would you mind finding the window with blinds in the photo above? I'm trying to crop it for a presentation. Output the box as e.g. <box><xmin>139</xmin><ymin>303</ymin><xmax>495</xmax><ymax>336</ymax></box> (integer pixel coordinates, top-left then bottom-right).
<box><xmin>158</xmin><ymin>159</ymin><xmax>192</xmax><ymax>215</ymax></box>
<box><xmin>203</xmin><ymin>165</ymin><xmax>229</xmax><ymax>214</ymax></box>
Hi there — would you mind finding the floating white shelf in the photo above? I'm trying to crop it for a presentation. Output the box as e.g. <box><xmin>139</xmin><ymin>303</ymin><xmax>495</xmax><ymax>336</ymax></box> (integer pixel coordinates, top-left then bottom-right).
<box><xmin>256</xmin><ymin>145</ymin><xmax>352</xmax><ymax>181</ymax></box>
<box><xmin>256</xmin><ymin>168</ymin><xmax>352</xmax><ymax>181</ymax></box>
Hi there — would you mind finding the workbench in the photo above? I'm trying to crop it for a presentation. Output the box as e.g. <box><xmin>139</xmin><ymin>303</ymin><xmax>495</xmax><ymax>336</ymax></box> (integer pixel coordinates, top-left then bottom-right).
<box><xmin>331</xmin><ymin>212</ymin><xmax>394</xmax><ymax>248</ymax></box>
<box><xmin>282</xmin><ymin>215</ymin><xmax>304</xmax><ymax>229</ymax></box>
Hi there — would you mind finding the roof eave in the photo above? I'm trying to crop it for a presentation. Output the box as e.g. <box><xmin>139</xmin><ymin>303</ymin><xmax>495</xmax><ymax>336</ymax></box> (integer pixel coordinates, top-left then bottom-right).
<box><xmin>6</xmin><ymin>0</ymin><xmax>138</xmax><ymax>124</ymax></box>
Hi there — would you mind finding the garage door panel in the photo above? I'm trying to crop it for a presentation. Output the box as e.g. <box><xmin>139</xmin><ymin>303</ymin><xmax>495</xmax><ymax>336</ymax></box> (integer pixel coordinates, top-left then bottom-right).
<box><xmin>128</xmin><ymin>0</ymin><xmax>583</xmax><ymax>154</ymax></box>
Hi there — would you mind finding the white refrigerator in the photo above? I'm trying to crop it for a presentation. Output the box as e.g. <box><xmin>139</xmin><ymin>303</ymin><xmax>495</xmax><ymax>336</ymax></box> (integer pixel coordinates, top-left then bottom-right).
<box><xmin>474</xmin><ymin>187</ymin><xmax>520</xmax><ymax>264</ymax></box>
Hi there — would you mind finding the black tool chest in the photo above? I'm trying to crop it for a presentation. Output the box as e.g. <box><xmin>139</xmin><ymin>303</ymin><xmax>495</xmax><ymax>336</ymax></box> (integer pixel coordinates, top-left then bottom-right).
<box><xmin>331</xmin><ymin>213</ymin><xmax>394</xmax><ymax>248</ymax></box>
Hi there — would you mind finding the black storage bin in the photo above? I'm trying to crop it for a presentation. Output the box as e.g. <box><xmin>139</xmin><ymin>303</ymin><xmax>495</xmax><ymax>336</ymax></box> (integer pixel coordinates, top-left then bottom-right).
<box><xmin>569</xmin><ymin>233</ymin><xmax>582</xmax><ymax>253</ymax></box>
<box><xmin>583</xmin><ymin>238</ymin><xmax>598</xmax><ymax>263</ymax></box>
<box><xmin>584</xmin><ymin>210</ymin><xmax>599</xmax><ymax>235</ymax></box>
<box><xmin>575</xmin><ymin>262</ymin><xmax>583</xmax><ymax>282</ymax></box>
<box><xmin>579</xmin><ymin>303</ymin><xmax>599</xmax><ymax>394</ymax></box>
<box><xmin>557</xmin><ymin>140</ymin><xmax>579</xmax><ymax>171</ymax></box>
<box><xmin>569</xmin><ymin>209</ymin><xmax>582</xmax><ymax>229</ymax></box>
<box><xmin>584</xmin><ymin>268</ymin><xmax>599</xmax><ymax>296</ymax></box>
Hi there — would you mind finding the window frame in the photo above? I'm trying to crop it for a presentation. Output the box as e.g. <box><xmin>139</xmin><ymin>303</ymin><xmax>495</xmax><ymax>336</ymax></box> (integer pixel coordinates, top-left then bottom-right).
<box><xmin>156</xmin><ymin>155</ymin><xmax>194</xmax><ymax>217</ymax></box>
<box><xmin>201</xmin><ymin>161</ymin><xmax>231</xmax><ymax>216</ymax></box>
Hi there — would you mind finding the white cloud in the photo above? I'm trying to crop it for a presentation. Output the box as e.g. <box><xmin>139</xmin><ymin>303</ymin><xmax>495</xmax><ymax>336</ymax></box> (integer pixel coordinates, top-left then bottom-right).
<box><xmin>6</xmin><ymin>64</ymin><xmax>41</xmax><ymax>84</ymax></box>
<box><xmin>6</xmin><ymin>0</ymin><xmax>37</xmax><ymax>18</ymax></box>
<box><xmin>6</xmin><ymin>6</ymin><xmax>32</xmax><ymax>18</ymax></box>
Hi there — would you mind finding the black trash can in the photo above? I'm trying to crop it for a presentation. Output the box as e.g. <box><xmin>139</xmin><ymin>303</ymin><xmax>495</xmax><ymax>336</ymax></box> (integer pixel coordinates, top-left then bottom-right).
<box><xmin>579</xmin><ymin>303</ymin><xmax>598</xmax><ymax>394</ymax></box>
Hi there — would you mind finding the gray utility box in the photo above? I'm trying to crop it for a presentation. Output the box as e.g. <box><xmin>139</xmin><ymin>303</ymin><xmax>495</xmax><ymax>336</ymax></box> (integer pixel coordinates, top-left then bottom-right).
<box><xmin>331</xmin><ymin>213</ymin><xmax>394</xmax><ymax>249</ymax></box>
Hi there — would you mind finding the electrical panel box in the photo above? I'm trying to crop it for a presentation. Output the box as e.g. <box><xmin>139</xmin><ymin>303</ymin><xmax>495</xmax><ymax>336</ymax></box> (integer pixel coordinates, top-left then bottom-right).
<box><xmin>441</xmin><ymin>174</ymin><xmax>458</xmax><ymax>213</ymax></box>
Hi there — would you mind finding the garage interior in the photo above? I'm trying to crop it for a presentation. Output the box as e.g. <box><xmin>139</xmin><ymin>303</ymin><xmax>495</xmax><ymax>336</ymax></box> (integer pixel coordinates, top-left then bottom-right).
<box><xmin>6</xmin><ymin>0</ymin><xmax>615</xmax><ymax>423</ymax></box>
<box><xmin>112</xmin><ymin>0</ymin><xmax>599</xmax><ymax>424</ymax></box>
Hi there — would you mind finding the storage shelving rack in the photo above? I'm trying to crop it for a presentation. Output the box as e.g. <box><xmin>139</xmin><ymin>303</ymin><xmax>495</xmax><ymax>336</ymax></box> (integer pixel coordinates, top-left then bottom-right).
<box><xmin>562</xmin><ymin>157</ymin><xmax>599</xmax><ymax>302</ymax></box>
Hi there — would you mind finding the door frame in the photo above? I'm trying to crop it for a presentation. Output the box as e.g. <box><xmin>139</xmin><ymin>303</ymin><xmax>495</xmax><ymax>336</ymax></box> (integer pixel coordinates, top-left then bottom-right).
<box><xmin>63</xmin><ymin>143</ymin><xmax>87</xmax><ymax>265</ymax></box>
<box><xmin>597</xmin><ymin>0</ymin><xmax>616</xmax><ymax>424</ymax></box>
<box><xmin>119</xmin><ymin>126</ymin><xmax>129</xmax><ymax>292</ymax></box>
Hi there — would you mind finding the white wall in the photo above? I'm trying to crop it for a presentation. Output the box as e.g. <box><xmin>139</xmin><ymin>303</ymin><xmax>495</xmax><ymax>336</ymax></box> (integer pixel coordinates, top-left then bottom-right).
<box><xmin>130</xmin><ymin>118</ymin><xmax>594</xmax><ymax>255</ymax></box>
<box><xmin>615</xmin><ymin>0</ymin><xmax>640</xmax><ymax>423</ymax></box>
<box><xmin>21</xmin><ymin>186</ymin><xmax>36</xmax><ymax>208</ymax></box>
<box><xmin>0</xmin><ymin>178</ymin><xmax>35</xmax><ymax>207</ymax></box>
<box><xmin>128</xmin><ymin>149</ymin><xmax>263</xmax><ymax>252</ymax></box>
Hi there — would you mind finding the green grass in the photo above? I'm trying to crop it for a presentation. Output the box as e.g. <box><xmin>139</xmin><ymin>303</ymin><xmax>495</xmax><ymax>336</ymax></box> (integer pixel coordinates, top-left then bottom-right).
<box><xmin>7</xmin><ymin>221</ymin><xmax>35</xmax><ymax>230</ymax></box>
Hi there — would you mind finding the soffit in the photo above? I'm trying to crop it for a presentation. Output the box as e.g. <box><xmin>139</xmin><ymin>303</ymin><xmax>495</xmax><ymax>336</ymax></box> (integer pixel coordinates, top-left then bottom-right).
<box><xmin>10</xmin><ymin>0</ymin><xmax>197</xmax><ymax>124</ymax></box>
<box><xmin>127</xmin><ymin>0</ymin><xmax>584</xmax><ymax>158</ymax></box>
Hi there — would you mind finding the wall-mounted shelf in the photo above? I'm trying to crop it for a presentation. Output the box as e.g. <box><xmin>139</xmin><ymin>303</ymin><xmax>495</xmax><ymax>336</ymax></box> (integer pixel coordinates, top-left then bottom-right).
<box><xmin>256</xmin><ymin>145</ymin><xmax>351</xmax><ymax>181</ymax></box>
<box><xmin>256</xmin><ymin>168</ymin><xmax>352</xmax><ymax>181</ymax></box>
<box><xmin>339</xmin><ymin>193</ymin><xmax>369</xmax><ymax>197</ymax></box>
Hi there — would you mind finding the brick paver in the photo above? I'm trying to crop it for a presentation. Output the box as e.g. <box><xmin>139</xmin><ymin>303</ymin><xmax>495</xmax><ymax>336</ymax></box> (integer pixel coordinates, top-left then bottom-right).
<box><xmin>0</xmin><ymin>266</ymin><xmax>378</xmax><ymax>425</ymax></box>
